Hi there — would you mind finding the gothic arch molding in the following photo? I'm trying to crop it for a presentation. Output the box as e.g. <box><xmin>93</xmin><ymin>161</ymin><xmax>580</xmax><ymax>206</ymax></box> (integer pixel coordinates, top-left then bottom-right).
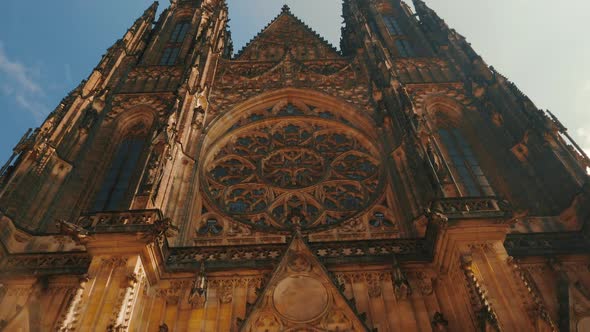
<box><xmin>421</xmin><ymin>95</ymin><xmax>466</xmax><ymax>128</ymax></box>
<box><xmin>202</xmin><ymin>88</ymin><xmax>379</xmax><ymax>150</ymax></box>
<box><xmin>111</xmin><ymin>106</ymin><xmax>159</xmax><ymax>142</ymax></box>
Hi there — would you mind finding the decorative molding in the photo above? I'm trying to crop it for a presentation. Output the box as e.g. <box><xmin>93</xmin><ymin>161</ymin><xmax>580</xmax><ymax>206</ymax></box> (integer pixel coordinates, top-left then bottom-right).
<box><xmin>57</xmin><ymin>276</ymin><xmax>90</xmax><ymax>331</ymax></box>
<box><xmin>166</xmin><ymin>244</ymin><xmax>286</xmax><ymax>270</ymax></box>
<box><xmin>461</xmin><ymin>255</ymin><xmax>502</xmax><ymax>331</ymax></box>
<box><xmin>505</xmin><ymin>232</ymin><xmax>590</xmax><ymax>257</ymax></box>
<box><xmin>0</xmin><ymin>253</ymin><xmax>91</xmax><ymax>276</ymax></box>
<box><xmin>507</xmin><ymin>257</ymin><xmax>558</xmax><ymax>331</ymax></box>
<box><xmin>431</xmin><ymin>197</ymin><xmax>510</xmax><ymax>220</ymax></box>
<box><xmin>408</xmin><ymin>271</ymin><xmax>436</xmax><ymax>296</ymax></box>
<box><xmin>108</xmin><ymin>93</ymin><xmax>175</xmax><ymax>122</ymax></box>
<box><xmin>77</xmin><ymin>209</ymin><xmax>163</xmax><ymax>229</ymax></box>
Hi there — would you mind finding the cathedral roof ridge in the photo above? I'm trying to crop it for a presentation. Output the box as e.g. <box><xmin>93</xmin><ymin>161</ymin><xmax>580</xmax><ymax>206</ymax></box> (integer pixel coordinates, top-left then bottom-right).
<box><xmin>233</xmin><ymin>4</ymin><xmax>340</xmax><ymax>59</ymax></box>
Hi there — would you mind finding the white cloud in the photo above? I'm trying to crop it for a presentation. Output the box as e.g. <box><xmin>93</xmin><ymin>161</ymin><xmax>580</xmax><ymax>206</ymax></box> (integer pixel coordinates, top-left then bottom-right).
<box><xmin>15</xmin><ymin>95</ymin><xmax>48</xmax><ymax>122</ymax></box>
<box><xmin>0</xmin><ymin>41</ymin><xmax>48</xmax><ymax>122</ymax></box>
<box><xmin>0</xmin><ymin>43</ymin><xmax>42</xmax><ymax>94</ymax></box>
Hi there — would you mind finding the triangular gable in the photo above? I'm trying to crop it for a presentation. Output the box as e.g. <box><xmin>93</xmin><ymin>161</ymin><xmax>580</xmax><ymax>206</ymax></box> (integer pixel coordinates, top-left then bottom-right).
<box><xmin>238</xmin><ymin>234</ymin><xmax>370</xmax><ymax>331</ymax></box>
<box><xmin>234</xmin><ymin>5</ymin><xmax>341</xmax><ymax>61</ymax></box>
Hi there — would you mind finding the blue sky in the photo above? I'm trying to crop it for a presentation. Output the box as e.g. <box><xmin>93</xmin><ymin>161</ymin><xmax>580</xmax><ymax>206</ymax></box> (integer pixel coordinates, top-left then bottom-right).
<box><xmin>0</xmin><ymin>0</ymin><xmax>589</xmax><ymax>163</ymax></box>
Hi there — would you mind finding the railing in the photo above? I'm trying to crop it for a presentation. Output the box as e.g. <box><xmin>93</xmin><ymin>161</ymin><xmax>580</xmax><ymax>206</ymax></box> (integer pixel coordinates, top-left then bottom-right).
<box><xmin>77</xmin><ymin>209</ymin><xmax>163</xmax><ymax>229</ymax></box>
<box><xmin>431</xmin><ymin>197</ymin><xmax>509</xmax><ymax>219</ymax></box>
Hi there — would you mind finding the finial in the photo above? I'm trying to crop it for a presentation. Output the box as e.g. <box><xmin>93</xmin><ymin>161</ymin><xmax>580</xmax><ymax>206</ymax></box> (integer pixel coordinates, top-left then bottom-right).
<box><xmin>281</xmin><ymin>4</ymin><xmax>291</xmax><ymax>13</ymax></box>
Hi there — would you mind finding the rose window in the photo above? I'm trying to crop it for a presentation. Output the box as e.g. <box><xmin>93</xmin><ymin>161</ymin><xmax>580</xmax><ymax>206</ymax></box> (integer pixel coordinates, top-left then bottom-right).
<box><xmin>203</xmin><ymin>103</ymin><xmax>383</xmax><ymax>230</ymax></box>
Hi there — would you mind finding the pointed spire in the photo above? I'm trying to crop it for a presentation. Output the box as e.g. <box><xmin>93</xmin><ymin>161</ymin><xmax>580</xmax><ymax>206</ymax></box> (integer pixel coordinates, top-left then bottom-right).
<box><xmin>412</xmin><ymin>0</ymin><xmax>448</xmax><ymax>33</ymax></box>
<box><xmin>126</xmin><ymin>1</ymin><xmax>159</xmax><ymax>41</ymax></box>
<box><xmin>137</xmin><ymin>1</ymin><xmax>159</xmax><ymax>27</ymax></box>
<box><xmin>146</xmin><ymin>1</ymin><xmax>159</xmax><ymax>17</ymax></box>
<box><xmin>121</xmin><ymin>1</ymin><xmax>159</xmax><ymax>53</ymax></box>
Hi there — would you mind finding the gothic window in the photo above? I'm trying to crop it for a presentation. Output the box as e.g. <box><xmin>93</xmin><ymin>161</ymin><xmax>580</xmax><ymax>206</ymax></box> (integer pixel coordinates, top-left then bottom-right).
<box><xmin>202</xmin><ymin>103</ymin><xmax>383</xmax><ymax>231</ymax></box>
<box><xmin>159</xmin><ymin>47</ymin><xmax>180</xmax><ymax>66</ymax></box>
<box><xmin>170</xmin><ymin>21</ymin><xmax>190</xmax><ymax>43</ymax></box>
<box><xmin>92</xmin><ymin>137</ymin><xmax>145</xmax><ymax>211</ymax></box>
<box><xmin>395</xmin><ymin>39</ymin><xmax>415</xmax><ymax>57</ymax></box>
<box><xmin>369</xmin><ymin>20</ymin><xmax>380</xmax><ymax>36</ymax></box>
<box><xmin>383</xmin><ymin>16</ymin><xmax>402</xmax><ymax>35</ymax></box>
<box><xmin>437</xmin><ymin>128</ymin><xmax>494</xmax><ymax>197</ymax></box>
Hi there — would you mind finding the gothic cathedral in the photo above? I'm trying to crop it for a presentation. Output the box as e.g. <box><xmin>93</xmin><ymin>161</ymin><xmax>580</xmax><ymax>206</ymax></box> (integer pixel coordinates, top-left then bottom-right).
<box><xmin>0</xmin><ymin>0</ymin><xmax>589</xmax><ymax>331</ymax></box>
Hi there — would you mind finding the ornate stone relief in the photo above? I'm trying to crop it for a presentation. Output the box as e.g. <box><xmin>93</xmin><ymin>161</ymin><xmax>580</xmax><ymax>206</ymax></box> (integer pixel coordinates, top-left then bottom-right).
<box><xmin>408</xmin><ymin>84</ymin><xmax>475</xmax><ymax>115</ymax></box>
<box><xmin>201</xmin><ymin>102</ymin><xmax>384</xmax><ymax>233</ymax></box>
<box><xmin>240</xmin><ymin>236</ymin><xmax>370</xmax><ymax>331</ymax></box>
<box><xmin>108</xmin><ymin>94</ymin><xmax>175</xmax><ymax>123</ymax></box>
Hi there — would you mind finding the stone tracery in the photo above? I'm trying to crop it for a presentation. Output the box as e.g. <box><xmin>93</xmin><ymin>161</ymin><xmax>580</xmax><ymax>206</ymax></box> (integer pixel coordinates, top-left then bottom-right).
<box><xmin>202</xmin><ymin>101</ymin><xmax>382</xmax><ymax>231</ymax></box>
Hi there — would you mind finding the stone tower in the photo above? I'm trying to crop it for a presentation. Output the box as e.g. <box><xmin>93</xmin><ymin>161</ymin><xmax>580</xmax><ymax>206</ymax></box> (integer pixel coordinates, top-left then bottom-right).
<box><xmin>0</xmin><ymin>0</ymin><xmax>589</xmax><ymax>330</ymax></box>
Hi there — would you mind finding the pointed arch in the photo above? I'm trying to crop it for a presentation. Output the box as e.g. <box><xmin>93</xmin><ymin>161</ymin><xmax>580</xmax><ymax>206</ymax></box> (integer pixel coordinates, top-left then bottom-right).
<box><xmin>91</xmin><ymin>107</ymin><xmax>158</xmax><ymax>212</ymax></box>
<box><xmin>422</xmin><ymin>95</ymin><xmax>495</xmax><ymax>197</ymax></box>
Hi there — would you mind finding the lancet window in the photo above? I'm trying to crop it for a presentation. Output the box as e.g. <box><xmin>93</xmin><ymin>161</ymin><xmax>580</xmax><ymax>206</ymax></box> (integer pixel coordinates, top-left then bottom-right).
<box><xmin>92</xmin><ymin>137</ymin><xmax>146</xmax><ymax>211</ymax></box>
<box><xmin>170</xmin><ymin>21</ymin><xmax>190</xmax><ymax>43</ymax></box>
<box><xmin>395</xmin><ymin>39</ymin><xmax>415</xmax><ymax>57</ymax></box>
<box><xmin>383</xmin><ymin>16</ymin><xmax>402</xmax><ymax>36</ymax></box>
<box><xmin>160</xmin><ymin>47</ymin><xmax>180</xmax><ymax>65</ymax></box>
<box><xmin>159</xmin><ymin>20</ymin><xmax>190</xmax><ymax>65</ymax></box>
<box><xmin>438</xmin><ymin>128</ymin><xmax>493</xmax><ymax>196</ymax></box>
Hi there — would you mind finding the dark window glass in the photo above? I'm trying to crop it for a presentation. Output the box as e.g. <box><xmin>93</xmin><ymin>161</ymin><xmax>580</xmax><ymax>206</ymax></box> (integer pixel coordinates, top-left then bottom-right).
<box><xmin>170</xmin><ymin>22</ymin><xmax>190</xmax><ymax>43</ymax></box>
<box><xmin>93</xmin><ymin>137</ymin><xmax>145</xmax><ymax>211</ymax></box>
<box><xmin>160</xmin><ymin>47</ymin><xmax>180</xmax><ymax>66</ymax></box>
<box><xmin>383</xmin><ymin>16</ymin><xmax>402</xmax><ymax>35</ymax></box>
<box><xmin>369</xmin><ymin>20</ymin><xmax>380</xmax><ymax>36</ymax></box>
<box><xmin>438</xmin><ymin>128</ymin><xmax>494</xmax><ymax>196</ymax></box>
<box><xmin>395</xmin><ymin>39</ymin><xmax>415</xmax><ymax>57</ymax></box>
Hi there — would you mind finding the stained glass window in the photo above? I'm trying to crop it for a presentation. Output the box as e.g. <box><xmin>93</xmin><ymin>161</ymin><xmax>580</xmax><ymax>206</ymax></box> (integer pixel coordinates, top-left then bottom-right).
<box><xmin>93</xmin><ymin>137</ymin><xmax>145</xmax><ymax>211</ymax></box>
<box><xmin>395</xmin><ymin>39</ymin><xmax>415</xmax><ymax>57</ymax></box>
<box><xmin>170</xmin><ymin>21</ymin><xmax>190</xmax><ymax>43</ymax></box>
<box><xmin>160</xmin><ymin>47</ymin><xmax>180</xmax><ymax>66</ymax></box>
<box><xmin>203</xmin><ymin>103</ymin><xmax>382</xmax><ymax>230</ymax></box>
<box><xmin>383</xmin><ymin>16</ymin><xmax>402</xmax><ymax>35</ymax></box>
<box><xmin>438</xmin><ymin>128</ymin><xmax>494</xmax><ymax>196</ymax></box>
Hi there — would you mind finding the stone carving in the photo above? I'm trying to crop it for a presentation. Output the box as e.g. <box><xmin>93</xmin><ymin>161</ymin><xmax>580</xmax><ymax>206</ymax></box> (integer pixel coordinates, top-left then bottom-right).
<box><xmin>323</xmin><ymin>310</ymin><xmax>353</xmax><ymax>331</ymax></box>
<box><xmin>251</xmin><ymin>313</ymin><xmax>282</xmax><ymax>332</ymax></box>
<box><xmin>431</xmin><ymin>312</ymin><xmax>449</xmax><ymax>331</ymax></box>
<box><xmin>240</xmin><ymin>236</ymin><xmax>370</xmax><ymax>331</ymax></box>
<box><xmin>461</xmin><ymin>255</ymin><xmax>501</xmax><ymax>332</ymax></box>
<box><xmin>57</xmin><ymin>219</ymin><xmax>90</xmax><ymax>244</ymax></box>
<box><xmin>505</xmin><ymin>232</ymin><xmax>590</xmax><ymax>257</ymax></box>
<box><xmin>392</xmin><ymin>255</ymin><xmax>411</xmax><ymax>300</ymax></box>
<box><xmin>431</xmin><ymin>197</ymin><xmax>508</xmax><ymax>219</ymax></box>
<box><xmin>202</xmin><ymin>102</ymin><xmax>382</xmax><ymax>231</ymax></box>
<box><xmin>108</xmin><ymin>94</ymin><xmax>175</xmax><ymax>123</ymax></box>
<box><xmin>273</xmin><ymin>276</ymin><xmax>328</xmax><ymax>321</ymax></box>
<box><xmin>216</xmin><ymin>280</ymin><xmax>234</xmax><ymax>304</ymax></box>
<box><xmin>1</xmin><ymin>253</ymin><xmax>91</xmax><ymax>275</ymax></box>
<box><xmin>507</xmin><ymin>257</ymin><xmax>557</xmax><ymax>330</ymax></box>
<box><xmin>77</xmin><ymin>209</ymin><xmax>163</xmax><ymax>228</ymax></box>
<box><xmin>366</xmin><ymin>274</ymin><xmax>383</xmax><ymax>298</ymax></box>
<box><xmin>409</xmin><ymin>271</ymin><xmax>435</xmax><ymax>296</ymax></box>
<box><xmin>287</xmin><ymin>253</ymin><xmax>312</xmax><ymax>273</ymax></box>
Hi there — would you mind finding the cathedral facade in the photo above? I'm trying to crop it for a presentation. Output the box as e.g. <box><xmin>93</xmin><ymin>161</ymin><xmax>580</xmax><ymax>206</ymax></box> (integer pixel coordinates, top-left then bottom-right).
<box><xmin>0</xmin><ymin>0</ymin><xmax>589</xmax><ymax>330</ymax></box>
